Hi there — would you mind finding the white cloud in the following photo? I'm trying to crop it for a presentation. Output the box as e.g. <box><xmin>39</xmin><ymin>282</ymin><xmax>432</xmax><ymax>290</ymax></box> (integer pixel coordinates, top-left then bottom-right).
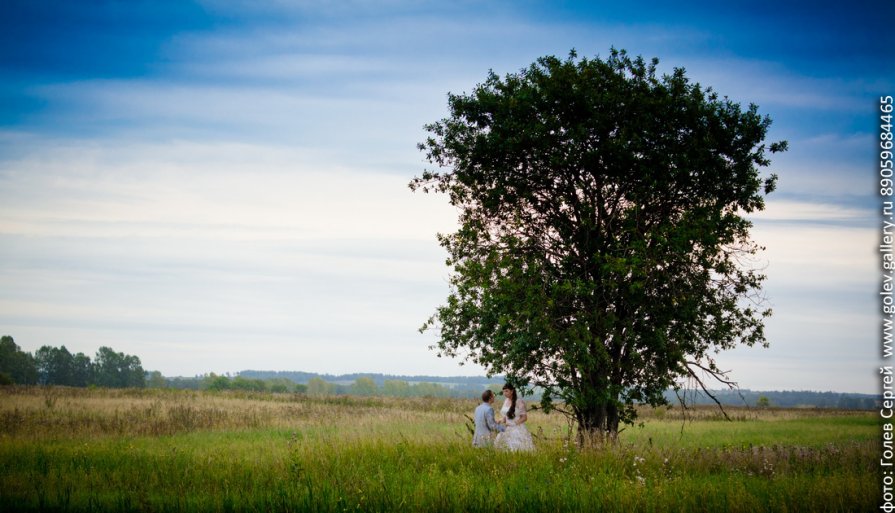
<box><xmin>0</xmin><ymin>137</ymin><xmax>469</xmax><ymax>376</ymax></box>
<box><xmin>752</xmin><ymin>199</ymin><xmax>871</xmax><ymax>224</ymax></box>
<box><xmin>753</xmin><ymin>222</ymin><xmax>874</xmax><ymax>289</ymax></box>
<box><xmin>0</xmin><ymin>139</ymin><xmax>457</xmax><ymax>240</ymax></box>
<box><xmin>711</xmin><ymin>220</ymin><xmax>878</xmax><ymax>393</ymax></box>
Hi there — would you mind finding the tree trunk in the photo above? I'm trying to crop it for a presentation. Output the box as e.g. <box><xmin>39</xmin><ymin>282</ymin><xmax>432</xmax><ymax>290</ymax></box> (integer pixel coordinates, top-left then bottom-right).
<box><xmin>606</xmin><ymin>401</ymin><xmax>620</xmax><ymax>442</ymax></box>
<box><xmin>575</xmin><ymin>399</ymin><xmax>621</xmax><ymax>447</ymax></box>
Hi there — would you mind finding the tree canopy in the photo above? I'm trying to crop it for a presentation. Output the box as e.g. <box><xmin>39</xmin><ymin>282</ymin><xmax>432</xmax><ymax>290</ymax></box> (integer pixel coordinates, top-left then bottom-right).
<box><xmin>0</xmin><ymin>336</ymin><xmax>149</xmax><ymax>389</ymax></box>
<box><xmin>0</xmin><ymin>336</ymin><xmax>38</xmax><ymax>385</ymax></box>
<box><xmin>411</xmin><ymin>49</ymin><xmax>785</xmax><ymax>442</ymax></box>
<box><xmin>93</xmin><ymin>346</ymin><xmax>146</xmax><ymax>388</ymax></box>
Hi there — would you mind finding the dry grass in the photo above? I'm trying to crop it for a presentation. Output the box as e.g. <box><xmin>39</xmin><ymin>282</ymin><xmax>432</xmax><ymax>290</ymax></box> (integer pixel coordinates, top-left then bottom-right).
<box><xmin>0</xmin><ymin>386</ymin><xmax>498</xmax><ymax>440</ymax></box>
<box><xmin>0</xmin><ymin>386</ymin><xmax>876</xmax><ymax>443</ymax></box>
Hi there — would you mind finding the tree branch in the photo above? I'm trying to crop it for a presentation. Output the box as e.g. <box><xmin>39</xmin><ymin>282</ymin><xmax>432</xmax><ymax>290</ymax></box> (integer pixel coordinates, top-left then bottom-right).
<box><xmin>684</xmin><ymin>363</ymin><xmax>732</xmax><ymax>421</ymax></box>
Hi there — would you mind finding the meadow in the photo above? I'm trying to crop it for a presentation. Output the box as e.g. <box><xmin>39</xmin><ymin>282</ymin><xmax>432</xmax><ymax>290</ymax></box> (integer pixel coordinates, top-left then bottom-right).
<box><xmin>0</xmin><ymin>386</ymin><xmax>880</xmax><ymax>512</ymax></box>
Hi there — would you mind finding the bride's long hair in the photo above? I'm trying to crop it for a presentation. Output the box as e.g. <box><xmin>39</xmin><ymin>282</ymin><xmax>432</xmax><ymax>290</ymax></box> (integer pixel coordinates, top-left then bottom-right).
<box><xmin>503</xmin><ymin>384</ymin><xmax>517</xmax><ymax>419</ymax></box>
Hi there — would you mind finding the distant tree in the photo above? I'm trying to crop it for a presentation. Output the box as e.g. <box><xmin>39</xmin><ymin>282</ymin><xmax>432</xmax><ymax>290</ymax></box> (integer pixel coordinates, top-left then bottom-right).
<box><xmin>383</xmin><ymin>379</ymin><xmax>411</xmax><ymax>397</ymax></box>
<box><xmin>71</xmin><ymin>352</ymin><xmax>92</xmax><ymax>387</ymax></box>
<box><xmin>203</xmin><ymin>373</ymin><xmax>231</xmax><ymax>391</ymax></box>
<box><xmin>92</xmin><ymin>347</ymin><xmax>123</xmax><ymax>387</ymax></box>
<box><xmin>756</xmin><ymin>395</ymin><xmax>771</xmax><ymax>408</ymax></box>
<box><xmin>307</xmin><ymin>377</ymin><xmax>334</xmax><ymax>396</ymax></box>
<box><xmin>0</xmin><ymin>336</ymin><xmax>38</xmax><ymax>385</ymax></box>
<box><xmin>125</xmin><ymin>355</ymin><xmax>145</xmax><ymax>388</ymax></box>
<box><xmin>35</xmin><ymin>345</ymin><xmax>75</xmax><ymax>386</ymax></box>
<box><xmin>411</xmin><ymin>382</ymin><xmax>450</xmax><ymax>398</ymax></box>
<box><xmin>837</xmin><ymin>395</ymin><xmax>860</xmax><ymax>410</ymax></box>
<box><xmin>232</xmin><ymin>376</ymin><xmax>267</xmax><ymax>392</ymax></box>
<box><xmin>231</xmin><ymin>376</ymin><xmax>250</xmax><ymax>391</ymax></box>
<box><xmin>351</xmin><ymin>377</ymin><xmax>377</xmax><ymax>396</ymax></box>
<box><xmin>267</xmin><ymin>378</ymin><xmax>295</xmax><ymax>393</ymax></box>
<box><xmin>93</xmin><ymin>346</ymin><xmax>145</xmax><ymax>388</ymax></box>
<box><xmin>165</xmin><ymin>376</ymin><xmax>202</xmax><ymax>390</ymax></box>
<box><xmin>146</xmin><ymin>371</ymin><xmax>167</xmax><ymax>388</ymax></box>
<box><xmin>412</xmin><ymin>49</ymin><xmax>784</xmax><ymax>443</ymax></box>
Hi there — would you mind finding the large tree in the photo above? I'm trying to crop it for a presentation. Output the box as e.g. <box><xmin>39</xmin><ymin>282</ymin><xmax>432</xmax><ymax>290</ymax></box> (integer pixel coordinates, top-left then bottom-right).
<box><xmin>411</xmin><ymin>49</ymin><xmax>785</xmax><ymax>442</ymax></box>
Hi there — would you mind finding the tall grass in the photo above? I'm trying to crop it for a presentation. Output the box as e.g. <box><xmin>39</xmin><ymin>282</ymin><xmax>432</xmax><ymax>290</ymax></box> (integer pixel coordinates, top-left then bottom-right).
<box><xmin>0</xmin><ymin>386</ymin><xmax>879</xmax><ymax>512</ymax></box>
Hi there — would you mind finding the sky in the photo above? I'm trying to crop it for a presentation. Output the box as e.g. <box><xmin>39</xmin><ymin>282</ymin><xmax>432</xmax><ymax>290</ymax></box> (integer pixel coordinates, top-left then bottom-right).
<box><xmin>0</xmin><ymin>0</ymin><xmax>891</xmax><ymax>393</ymax></box>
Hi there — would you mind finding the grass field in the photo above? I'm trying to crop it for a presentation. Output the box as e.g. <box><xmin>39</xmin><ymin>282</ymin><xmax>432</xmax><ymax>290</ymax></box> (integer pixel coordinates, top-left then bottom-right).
<box><xmin>0</xmin><ymin>386</ymin><xmax>880</xmax><ymax>512</ymax></box>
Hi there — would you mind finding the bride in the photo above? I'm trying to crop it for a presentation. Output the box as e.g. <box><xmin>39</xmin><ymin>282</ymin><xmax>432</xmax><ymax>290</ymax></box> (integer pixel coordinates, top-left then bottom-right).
<box><xmin>494</xmin><ymin>384</ymin><xmax>535</xmax><ymax>451</ymax></box>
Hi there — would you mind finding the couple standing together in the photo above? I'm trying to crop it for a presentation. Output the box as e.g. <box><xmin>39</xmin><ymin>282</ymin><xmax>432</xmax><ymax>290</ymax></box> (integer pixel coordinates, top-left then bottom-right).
<box><xmin>472</xmin><ymin>384</ymin><xmax>534</xmax><ymax>451</ymax></box>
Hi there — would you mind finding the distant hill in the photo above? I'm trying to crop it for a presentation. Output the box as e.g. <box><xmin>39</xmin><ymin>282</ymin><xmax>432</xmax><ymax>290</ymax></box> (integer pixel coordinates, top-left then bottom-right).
<box><xmin>662</xmin><ymin>388</ymin><xmax>879</xmax><ymax>410</ymax></box>
<box><xmin>237</xmin><ymin>370</ymin><xmax>879</xmax><ymax>409</ymax></box>
<box><xmin>237</xmin><ymin>370</ymin><xmax>506</xmax><ymax>398</ymax></box>
<box><xmin>238</xmin><ymin>370</ymin><xmax>505</xmax><ymax>387</ymax></box>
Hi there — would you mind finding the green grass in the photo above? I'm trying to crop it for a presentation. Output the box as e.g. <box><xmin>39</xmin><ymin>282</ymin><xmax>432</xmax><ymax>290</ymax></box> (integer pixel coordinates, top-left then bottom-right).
<box><xmin>0</xmin><ymin>387</ymin><xmax>880</xmax><ymax>512</ymax></box>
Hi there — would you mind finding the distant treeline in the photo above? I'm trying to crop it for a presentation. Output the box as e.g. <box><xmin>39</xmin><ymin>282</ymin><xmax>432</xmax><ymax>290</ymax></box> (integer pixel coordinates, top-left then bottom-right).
<box><xmin>238</xmin><ymin>370</ymin><xmax>506</xmax><ymax>387</ymax></box>
<box><xmin>161</xmin><ymin>372</ymin><xmax>499</xmax><ymax>398</ymax></box>
<box><xmin>0</xmin><ymin>336</ymin><xmax>147</xmax><ymax>388</ymax></box>
<box><xmin>238</xmin><ymin>370</ymin><xmax>506</xmax><ymax>398</ymax></box>
<box><xmin>241</xmin><ymin>371</ymin><xmax>880</xmax><ymax>408</ymax></box>
<box><xmin>0</xmin><ymin>335</ymin><xmax>880</xmax><ymax>408</ymax></box>
<box><xmin>665</xmin><ymin>388</ymin><xmax>879</xmax><ymax>410</ymax></box>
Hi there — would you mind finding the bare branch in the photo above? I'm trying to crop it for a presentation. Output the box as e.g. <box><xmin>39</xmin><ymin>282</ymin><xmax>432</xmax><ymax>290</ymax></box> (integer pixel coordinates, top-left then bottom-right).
<box><xmin>673</xmin><ymin>388</ymin><xmax>690</xmax><ymax>438</ymax></box>
<box><xmin>684</xmin><ymin>363</ymin><xmax>734</xmax><ymax>421</ymax></box>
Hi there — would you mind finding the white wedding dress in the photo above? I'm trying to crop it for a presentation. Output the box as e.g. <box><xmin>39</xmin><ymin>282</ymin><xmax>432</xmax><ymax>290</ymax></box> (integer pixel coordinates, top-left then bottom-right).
<box><xmin>494</xmin><ymin>399</ymin><xmax>535</xmax><ymax>452</ymax></box>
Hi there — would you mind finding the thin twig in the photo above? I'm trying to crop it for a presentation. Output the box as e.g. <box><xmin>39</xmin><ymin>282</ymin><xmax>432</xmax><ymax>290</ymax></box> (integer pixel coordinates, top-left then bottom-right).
<box><xmin>674</xmin><ymin>388</ymin><xmax>689</xmax><ymax>439</ymax></box>
<box><xmin>684</xmin><ymin>365</ymin><xmax>731</xmax><ymax>421</ymax></box>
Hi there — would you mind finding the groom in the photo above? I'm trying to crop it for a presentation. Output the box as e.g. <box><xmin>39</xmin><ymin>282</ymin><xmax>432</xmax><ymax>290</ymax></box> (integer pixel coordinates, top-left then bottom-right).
<box><xmin>472</xmin><ymin>389</ymin><xmax>505</xmax><ymax>447</ymax></box>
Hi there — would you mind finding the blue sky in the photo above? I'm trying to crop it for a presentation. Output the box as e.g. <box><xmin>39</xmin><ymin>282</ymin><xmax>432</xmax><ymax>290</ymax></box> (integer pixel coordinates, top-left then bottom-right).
<box><xmin>1</xmin><ymin>1</ymin><xmax>891</xmax><ymax>392</ymax></box>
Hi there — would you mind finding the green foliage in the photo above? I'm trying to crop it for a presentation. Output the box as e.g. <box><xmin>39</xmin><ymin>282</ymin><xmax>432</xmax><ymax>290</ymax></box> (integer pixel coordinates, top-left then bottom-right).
<box><xmin>412</xmin><ymin>49</ymin><xmax>786</xmax><ymax>440</ymax></box>
<box><xmin>146</xmin><ymin>370</ymin><xmax>167</xmax><ymax>389</ymax></box>
<box><xmin>164</xmin><ymin>376</ymin><xmax>202</xmax><ymax>390</ymax></box>
<box><xmin>34</xmin><ymin>345</ymin><xmax>93</xmax><ymax>387</ymax></box>
<box><xmin>304</xmin><ymin>376</ymin><xmax>458</xmax><ymax>399</ymax></box>
<box><xmin>306</xmin><ymin>377</ymin><xmax>335</xmax><ymax>397</ymax></box>
<box><xmin>382</xmin><ymin>379</ymin><xmax>411</xmax><ymax>397</ymax></box>
<box><xmin>0</xmin><ymin>336</ymin><xmax>38</xmax><ymax>385</ymax></box>
<box><xmin>183</xmin><ymin>375</ymin><xmax>305</xmax><ymax>394</ymax></box>
<box><xmin>267</xmin><ymin>378</ymin><xmax>296</xmax><ymax>393</ymax></box>
<box><xmin>411</xmin><ymin>381</ymin><xmax>451</xmax><ymax>398</ymax></box>
<box><xmin>231</xmin><ymin>376</ymin><xmax>268</xmax><ymax>392</ymax></box>
<box><xmin>350</xmin><ymin>376</ymin><xmax>377</xmax><ymax>396</ymax></box>
<box><xmin>203</xmin><ymin>373</ymin><xmax>232</xmax><ymax>391</ymax></box>
<box><xmin>93</xmin><ymin>346</ymin><xmax>145</xmax><ymax>388</ymax></box>
<box><xmin>5</xmin><ymin>337</ymin><xmax>153</xmax><ymax>389</ymax></box>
